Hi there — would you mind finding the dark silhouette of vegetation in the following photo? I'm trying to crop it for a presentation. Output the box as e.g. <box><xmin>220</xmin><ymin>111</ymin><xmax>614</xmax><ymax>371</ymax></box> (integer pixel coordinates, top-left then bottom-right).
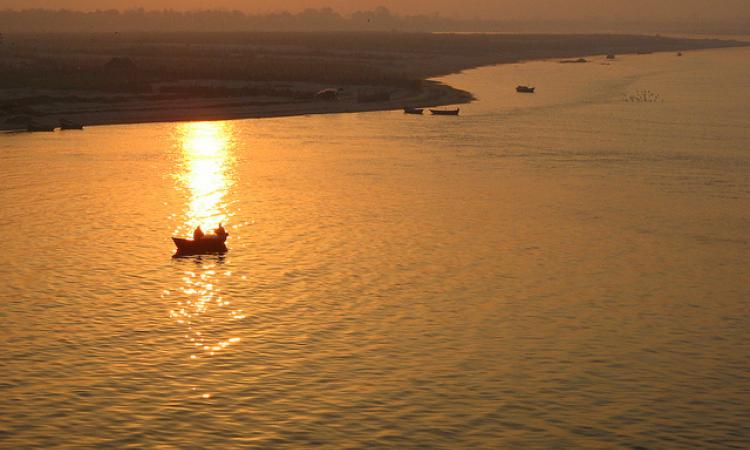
<box><xmin>0</xmin><ymin>30</ymin><xmax>742</xmax><ymax>127</ymax></box>
<box><xmin>0</xmin><ymin>32</ymin><xmax>740</xmax><ymax>95</ymax></box>
<box><xmin>0</xmin><ymin>8</ymin><xmax>748</xmax><ymax>34</ymax></box>
<box><xmin>160</xmin><ymin>85</ymin><xmax>315</xmax><ymax>100</ymax></box>
<box><xmin>357</xmin><ymin>90</ymin><xmax>392</xmax><ymax>103</ymax></box>
<box><xmin>0</xmin><ymin>34</ymin><xmax>423</xmax><ymax>94</ymax></box>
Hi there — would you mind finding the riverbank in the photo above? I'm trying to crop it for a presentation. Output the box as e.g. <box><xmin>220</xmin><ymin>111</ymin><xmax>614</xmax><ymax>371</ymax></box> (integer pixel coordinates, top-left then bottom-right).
<box><xmin>0</xmin><ymin>80</ymin><xmax>471</xmax><ymax>131</ymax></box>
<box><xmin>1</xmin><ymin>32</ymin><xmax>745</xmax><ymax>131</ymax></box>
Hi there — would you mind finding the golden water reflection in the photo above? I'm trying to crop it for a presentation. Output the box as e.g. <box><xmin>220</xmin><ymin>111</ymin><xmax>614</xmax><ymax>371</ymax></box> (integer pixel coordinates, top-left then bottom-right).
<box><xmin>176</xmin><ymin>121</ymin><xmax>236</xmax><ymax>235</ymax></box>
<box><xmin>166</xmin><ymin>263</ymin><xmax>245</xmax><ymax>360</ymax></box>
<box><xmin>166</xmin><ymin>121</ymin><xmax>245</xmax><ymax>394</ymax></box>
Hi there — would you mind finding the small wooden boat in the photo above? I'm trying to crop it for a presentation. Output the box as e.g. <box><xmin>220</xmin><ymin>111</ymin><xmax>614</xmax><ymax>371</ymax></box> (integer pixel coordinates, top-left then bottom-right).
<box><xmin>404</xmin><ymin>107</ymin><xmax>424</xmax><ymax>115</ymax></box>
<box><xmin>172</xmin><ymin>234</ymin><xmax>227</xmax><ymax>256</ymax></box>
<box><xmin>607</xmin><ymin>54</ymin><xmax>616</xmax><ymax>60</ymax></box>
<box><xmin>516</xmin><ymin>85</ymin><xmax>535</xmax><ymax>93</ymax></box>
<box><xmin>60</xmin><ymin>119</ymin><xmax>84</xmax><ymax>130</ymax></box>
<box><xmin>430</xmin><ymin>108</ymin><xmax>460</xmax><ymax>116</ymax></box>
<box><xmin>560</xmin><ymin>58</ymin><xmax>588</xmax><ymax>64</ymax></box>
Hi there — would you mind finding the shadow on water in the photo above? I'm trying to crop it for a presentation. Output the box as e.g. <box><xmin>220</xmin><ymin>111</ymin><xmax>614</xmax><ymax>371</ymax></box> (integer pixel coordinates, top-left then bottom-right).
<box><xmin>171</xmin><ymin>252</ymin><xmax>228</xmax><ymax>263</ymax></box>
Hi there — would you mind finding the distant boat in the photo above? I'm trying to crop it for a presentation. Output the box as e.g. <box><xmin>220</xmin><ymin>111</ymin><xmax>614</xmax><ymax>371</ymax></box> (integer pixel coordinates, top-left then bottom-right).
<box><xmin>560</xmin><ymin>58</ymin><xmax>588</xmax><ymax>64</ymax></box>
<box><xmin>403</xmin><ymin>107</ymin><xmax>424</xmax><ymax>115</ymax></box>
<box><xmin>516</xmin><ymin>85</ymin><xmax>535</xmax><ymax>93</ymax></box>
<box><xmin>430</xmin><ymin>108</ymin><xmax>460</xmax><ymax>116</ymax></box>
<box><xmin>172</xmin><ymin>234</ymin><xmax>228</xmax><ymax>256</ymax></box>
<box><xmin>60</xmin><ymin>119</ymin><xmax>84</xmax><ymax>130</ymax></box>
<box><xmin>677</xmin><ymin>52</ymin><xmax>683</xmax><ymax>57</ymax></box>
<box><xmin>27</xmin><ymin>123</ymin><xmax>55</xmax><ymax>132</ymax></box>
<box><xmin>607</xmin><ymin>54</ymin><xmax>616</xmax><ymax>60</ymax></box>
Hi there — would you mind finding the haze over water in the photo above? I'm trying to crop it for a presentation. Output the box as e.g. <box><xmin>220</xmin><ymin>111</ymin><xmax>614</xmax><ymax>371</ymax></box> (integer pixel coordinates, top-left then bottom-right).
<box><xmin>1</xmin><ymin>48</ymin><xmax>749</xmax><ymax>448</ymax></box>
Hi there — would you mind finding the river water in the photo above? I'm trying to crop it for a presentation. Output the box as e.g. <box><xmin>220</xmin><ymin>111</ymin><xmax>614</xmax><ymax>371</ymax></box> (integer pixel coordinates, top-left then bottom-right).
<box><xmin>1</xmin><ymin>48</ymin><xmax>749</xmax><ymax>448</ymax></box>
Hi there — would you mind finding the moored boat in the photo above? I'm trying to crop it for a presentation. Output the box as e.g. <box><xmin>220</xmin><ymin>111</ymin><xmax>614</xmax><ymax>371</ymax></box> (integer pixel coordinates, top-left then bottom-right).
<box><xmin>404</xmin><ymin>107</ymin><xmax>424</xmax><ymax>115</ymax></box>
<box><xmin>516</xmin><ymin>85</ymin><xmax>535</xmax><ymax>93</ymax></box>
<box><xmin>430</xmin><ymin>108</ymin><xmax>460</xmax><ymax>116</ymax></box>
<box><xmin>560</xmin><ymin>58</ymin><xmax>588</xmax><ymax>64</ymax></box>
<box><xmin>60</xmin><ymin>119</ymin><xmax>84</xmax><ymax>130</ymax></box>
<box><xmin>172</xmin><ymin>235</ymin><xmax>228</xmax><ymax>256</ymax></box>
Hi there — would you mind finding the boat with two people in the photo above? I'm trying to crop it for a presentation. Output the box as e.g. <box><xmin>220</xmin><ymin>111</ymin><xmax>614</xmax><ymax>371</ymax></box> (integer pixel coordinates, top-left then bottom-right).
<box><xmin>173</xmin><ymin>223</ymin><xmax>229</xmax><ymax>256</ymax></box>
<box><xmin>430</xmin><ymin>108</ymin><xmax>460</xmax><ymax>116</ymax></box>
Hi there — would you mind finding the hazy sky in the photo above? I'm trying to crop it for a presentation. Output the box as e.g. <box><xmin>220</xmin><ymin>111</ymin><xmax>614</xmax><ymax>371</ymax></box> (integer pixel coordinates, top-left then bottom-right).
<box><xmin>3</xmin><ymin>0</ymin><xmax>750</xmax><ymax>21</ymax></box>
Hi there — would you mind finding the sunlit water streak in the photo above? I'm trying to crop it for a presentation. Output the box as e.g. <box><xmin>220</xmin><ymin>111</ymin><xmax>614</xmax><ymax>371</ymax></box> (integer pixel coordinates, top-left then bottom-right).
<box><xmin>1</xmin><ymin>48</ymin><xmax>749</xmax><ymax>448</ymax></box>
<box><xmin>166</xmin><ymin>122</ymin><xmax>246</xmax><ymax>398</ymax></box>
<box><xmin>173</xmin><ymin>121</ymin><xmax>236</xmax><ymax>236</ymax></box>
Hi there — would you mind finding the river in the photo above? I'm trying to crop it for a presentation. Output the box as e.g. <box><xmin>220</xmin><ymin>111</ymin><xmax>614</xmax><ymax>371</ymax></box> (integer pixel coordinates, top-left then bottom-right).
<box><xmin>1</xmin><ymin>47</ymin><xmax>749</xmax><ymax>448</ymax></box>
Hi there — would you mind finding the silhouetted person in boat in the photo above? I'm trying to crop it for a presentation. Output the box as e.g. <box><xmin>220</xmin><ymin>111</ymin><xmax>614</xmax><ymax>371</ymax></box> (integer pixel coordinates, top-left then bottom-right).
<box><xmin>193</xmin><ymin>226</ymin><xmax>204</xmax><ymax>240</ymax></box>
<box><xmin>215</xmin><ymin>223</ymin><xmax>227</xmax><ymax>239</ymax></box>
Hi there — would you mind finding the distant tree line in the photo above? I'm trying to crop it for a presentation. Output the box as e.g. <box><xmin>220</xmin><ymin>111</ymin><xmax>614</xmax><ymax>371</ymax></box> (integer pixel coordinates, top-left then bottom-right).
<box><xmin>0</xmin><ymin>7</ymin><xmax>748</xmax><ymax>34</ymax></box>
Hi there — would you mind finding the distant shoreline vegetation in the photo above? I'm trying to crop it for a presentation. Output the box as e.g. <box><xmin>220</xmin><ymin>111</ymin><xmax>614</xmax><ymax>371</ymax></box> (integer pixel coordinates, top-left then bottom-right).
<box><xmin>0</xmin><ymin>30</ymin><xmax>744</xmax><ymax>130</ymax></box>
<box><xmin>0</xmin><ymin>8</ymin><xmax>749</xmax><ymax>35</ymax></box>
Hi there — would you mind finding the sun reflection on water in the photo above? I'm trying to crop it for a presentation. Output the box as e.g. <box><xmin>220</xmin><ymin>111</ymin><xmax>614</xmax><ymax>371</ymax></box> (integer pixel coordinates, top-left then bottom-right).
<box><xmin>167</xmin><ymin>262</ymin><xmax>245</xmax><ymax>360</ymax></box>
<box><xmin>164</xmin><ymin>121</ymin><xmax>246</xmax><ymax>398</ymax></box>
<box><xmin>176</xmin><ymin>121</ymin><xmax>236</xmax><ymax>235</ymax></box>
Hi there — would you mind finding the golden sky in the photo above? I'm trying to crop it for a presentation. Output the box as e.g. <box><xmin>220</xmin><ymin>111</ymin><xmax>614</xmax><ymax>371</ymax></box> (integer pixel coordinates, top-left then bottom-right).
<box><xmin>3</xmin><ymin>0</ymin><xmax>750</xmax><ymax>21</ymax></box>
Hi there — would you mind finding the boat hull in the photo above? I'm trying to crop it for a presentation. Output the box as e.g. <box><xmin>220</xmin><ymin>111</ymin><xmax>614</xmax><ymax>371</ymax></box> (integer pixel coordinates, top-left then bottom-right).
<box><xmin>60</xmin><ymin>122</ymin><xmax>84</xmax><ymax>130</ymax></box>
<box><xmin>430</xmin><ymin>108</ymin><xmax>460</xmax><ymax>116</ymax></box>
<box><xmin>172</xmin><ymin>236</ymin><xmax>227</xmax><ymax>256</ymax></box>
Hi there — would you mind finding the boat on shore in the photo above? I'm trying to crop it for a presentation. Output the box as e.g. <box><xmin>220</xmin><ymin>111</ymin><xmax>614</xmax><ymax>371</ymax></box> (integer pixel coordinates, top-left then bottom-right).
<box><xmin>404</xmin><ymin>107</ymin><xmax>424</xmax><ymax>115</ymax></box>
<box><xmin>560</xmin><ymin>58</ymin><xmax>588</xmax><ymax>64</ymax></box>
<box><xmin>60</xmin><ymin>119</ymin><xmax>84</xmax><ymax>130</ymax></box>
<box><xmin>516</xmin><ymin>85</ymin><xmax>535</xmax><ymax>93</ymax></box>
<box><xmin>172</xmin><ymin>234</ymin><xmax>228</xmax><ymax>256</ymax></box>
<box><xmin>430</xmin><ymin>108</ymin><xmax>460</xmax><ymax>116</ymax></box>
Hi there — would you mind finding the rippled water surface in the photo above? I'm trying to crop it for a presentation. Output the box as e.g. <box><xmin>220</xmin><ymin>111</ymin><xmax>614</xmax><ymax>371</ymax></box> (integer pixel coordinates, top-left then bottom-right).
<box><xmin>2</xmin><ymin>48</ymin><xmax>749</xmax><ymax>448</ymax></box>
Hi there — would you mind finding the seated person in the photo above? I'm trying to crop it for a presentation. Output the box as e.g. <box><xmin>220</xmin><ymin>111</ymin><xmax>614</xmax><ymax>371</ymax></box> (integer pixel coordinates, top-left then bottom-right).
<box><xmin>193</xmin><ymin>225</ymin><xmax>204</xmax><ymax>240</ymax></box>
<box><xmin>215</xmin><ymin>223</ymin><xmax>227</xmax><ymax>238</ymax></box>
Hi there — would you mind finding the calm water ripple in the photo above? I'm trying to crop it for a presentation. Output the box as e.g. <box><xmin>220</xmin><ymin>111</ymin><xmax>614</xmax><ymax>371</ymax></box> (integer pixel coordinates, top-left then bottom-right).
<box><xmin>1</xmin><ymin>48</ymin><xmax>749</xmax><ymax>448</ymax></box>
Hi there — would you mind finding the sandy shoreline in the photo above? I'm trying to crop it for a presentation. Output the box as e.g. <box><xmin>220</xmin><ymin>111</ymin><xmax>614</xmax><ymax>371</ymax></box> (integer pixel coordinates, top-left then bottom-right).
<box><xmin>2</xmin><ymin>34</ymin><xmax>746</xmax><ymax>132</ymax></box>
<box><xmin>0</xmin><ymin>80</ymin><xmax>471</xmax><ymax>132</ymax></box>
